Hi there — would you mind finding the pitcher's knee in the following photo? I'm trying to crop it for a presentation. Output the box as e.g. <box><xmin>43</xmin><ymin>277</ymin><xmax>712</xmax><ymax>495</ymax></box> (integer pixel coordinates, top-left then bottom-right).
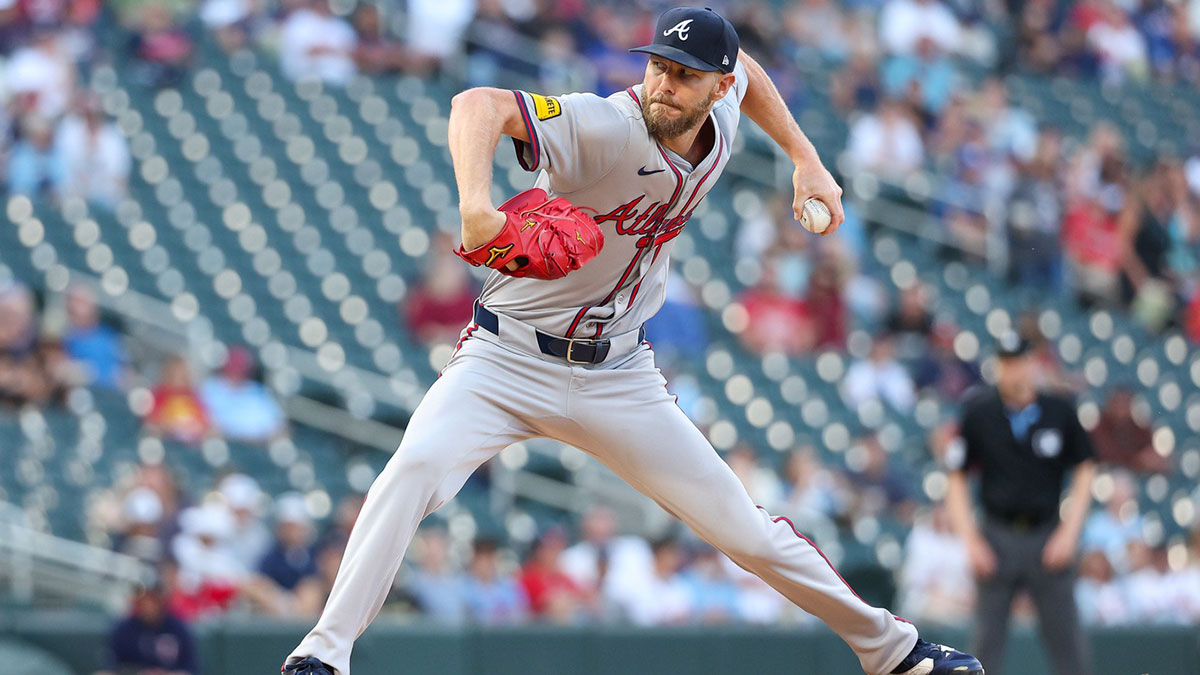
<box><xmin>382</xmin><ymin>440</ymin><xmax>449</xmax><ymax>483</ymax></box>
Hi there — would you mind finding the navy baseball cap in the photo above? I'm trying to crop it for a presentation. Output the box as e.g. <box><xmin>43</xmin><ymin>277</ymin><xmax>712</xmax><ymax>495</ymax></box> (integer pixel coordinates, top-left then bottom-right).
<box><xmin>630</xmin><ymin>6</ymin><xmax>739</xmax><ymax>74</ymax></box>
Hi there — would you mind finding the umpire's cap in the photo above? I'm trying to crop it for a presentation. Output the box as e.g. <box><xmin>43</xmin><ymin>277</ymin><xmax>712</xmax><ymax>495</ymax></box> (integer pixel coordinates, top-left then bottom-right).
<box><xmin>995</xmin><ymin>331</ymin><xmax>1032</xmax><ymax>359</ymax></box>
<box><xmin>630</xmin><ymin>6</ymin><xmax>739</xmax><ymax>74</ymax></box>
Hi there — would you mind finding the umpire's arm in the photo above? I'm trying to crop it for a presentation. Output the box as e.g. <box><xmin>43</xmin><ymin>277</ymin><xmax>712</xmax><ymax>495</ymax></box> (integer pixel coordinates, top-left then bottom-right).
<box><xmin>1044</xmin><ymin>401</ymin><xmax>1097</xmax><ymax>571</ymax></box>
<box><xmin>945</xmin><ymin>467</ymin><xmax>997</xmax><ymax>579</ymax></box>
<box><xmin>736</xmin><ymin>50</ymin><xmax>844</xmax><ymax>234</ymax></box>
<box><xmin>1043</xmin><ymin>459</ymin><xmax>1096</xmax><ymax>571</ymax></box>
<box><xmin>448</xmin><ymin>88</ymin><xmax>532</xmax><ymax>250</ymax></box>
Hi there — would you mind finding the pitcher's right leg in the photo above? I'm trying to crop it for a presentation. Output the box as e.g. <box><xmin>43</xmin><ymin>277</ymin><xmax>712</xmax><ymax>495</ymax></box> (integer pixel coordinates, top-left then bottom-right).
<box><xmin>551</xmin><ymin>348</ymin><xmax>922</xmax><ymax>675</ymax></box>
<box><xmin>285</xmin><ymin>339</ymin><xmax>536</xmax><ymax>675</ymax></box>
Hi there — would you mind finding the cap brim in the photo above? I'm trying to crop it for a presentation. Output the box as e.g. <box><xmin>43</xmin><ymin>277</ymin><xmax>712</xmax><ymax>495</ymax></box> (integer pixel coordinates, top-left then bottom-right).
<box><xmin>996</xmin><ymin>348</ymin><xmax>1031</xmax><ymax>358</ymax></box>
<box><xmin>629</xmin><ymin>45</ymin><xmax>722</xmax><ymax>73</ymax></box>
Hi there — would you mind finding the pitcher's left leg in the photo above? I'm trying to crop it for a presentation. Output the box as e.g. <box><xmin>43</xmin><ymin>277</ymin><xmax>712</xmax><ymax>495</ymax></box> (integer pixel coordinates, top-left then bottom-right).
<box><xmin>556</xmin><ymin>350</ymin><xmax>917</xmax><ymax>675</ymax></box>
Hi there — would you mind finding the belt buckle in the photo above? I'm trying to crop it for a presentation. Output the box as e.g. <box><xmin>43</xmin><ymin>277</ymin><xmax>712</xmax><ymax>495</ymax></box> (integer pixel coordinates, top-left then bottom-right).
<box><xmin>565</xmin><ymin>338</ymin><xmax>591</xmax><ymax>364</ymax></box>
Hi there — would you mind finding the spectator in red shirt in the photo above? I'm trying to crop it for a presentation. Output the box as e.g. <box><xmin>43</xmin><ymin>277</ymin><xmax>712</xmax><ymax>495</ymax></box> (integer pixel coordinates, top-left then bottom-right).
<box><xmin>1187</xmin><ymin>294</ymin><xmax>1200</xmax><ymax>343</ymax></box>
<box><xmin>737</xmin><ymin>260</ymin><xmax>814</xmax><ymax>356</ymax></box>
<box><xmin>1091</xmin><ymin>387</ymin><xmax>1170</xmax><ymax>473</ymax></box>
<box><xmin>146</xmin><ymin>355</ymin><xmax>211</xmax><ymax>445</ymax></box>
<box><xmin>1062</xmin><ymin>193</ymin><xmax>1127</xmax><ymax>306</ymax></box>
<box><xmin>807</xmin><ymin>252</ymin><xmax>849</xmax><ymax>350</ymax></box>
<box><xmin>519</xmin><ymin>527</ymin><xmax>587</xmax><ymax>623</ymax></box>
<box><xmin>404</xmin><ymin>234</ymin><xmax>479</xmax><ymax>346</ymax></box>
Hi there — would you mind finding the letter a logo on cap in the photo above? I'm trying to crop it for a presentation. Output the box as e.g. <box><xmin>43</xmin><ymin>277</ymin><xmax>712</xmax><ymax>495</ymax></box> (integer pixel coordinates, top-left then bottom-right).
<box><xmin>722</xmin><ymin>55</ymin><xmax>729</xmax><ymax>66</ymax></box>
<box><xmin>663</xmin><ymin>19</ymin><xmax>693</xmax><ymax>40</ymax></box>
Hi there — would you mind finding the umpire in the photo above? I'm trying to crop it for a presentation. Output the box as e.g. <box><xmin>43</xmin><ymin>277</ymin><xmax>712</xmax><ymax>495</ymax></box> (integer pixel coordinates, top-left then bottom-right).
<box><xmin>945</xmin><ymin>332</ymin><xmax>1096</xmax><ymax>674</ymax></box>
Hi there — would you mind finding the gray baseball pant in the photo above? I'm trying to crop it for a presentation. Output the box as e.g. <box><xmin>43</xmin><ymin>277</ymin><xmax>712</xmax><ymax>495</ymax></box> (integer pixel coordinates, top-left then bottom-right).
<box><xmin>288</xmin><ymin>333</ymin><xmax>918</xmax><ymax>675</ymax></box>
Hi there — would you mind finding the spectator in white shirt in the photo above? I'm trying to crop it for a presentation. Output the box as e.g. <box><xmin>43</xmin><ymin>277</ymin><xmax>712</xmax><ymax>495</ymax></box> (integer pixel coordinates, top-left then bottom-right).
<box><xmin>279</xmin><ymin>0</ymin><xmax>357</xmax><ymax>86</ymax></box>
<box><xmin>557</xmin><ymin>505</ymin><xmax>615</xmax><ymax>594</ymax></box>
<box><xmin>559</xmin><ymin>505</ymin><xmax>652</xmax><ymax>620</ymax></box>
<box><xmin>200</xmin><ymin>0</ymin><xmax>261</xmax><ymax>52</ymax></box>
<box><xmin>1178</xmin><ymin>526</ymin><xmax>1200</xmax><ymax>623</ymax></box>
<box><xmin>842</xmin><ymin>332</ymin><xmax>916</xmax><ymax>413</ymax></box>
<box><xmin>844</xmin><ymin>98</ymin><xmax>925</xmax><ymax>179</ymax></box>
<box><xmin>898</xmin><ymin>505</ymin><xmax>973</xmax><ymax>624</ymax></box>
<box><xmin>218</xmin><ymin>473</ymin><xmax>273</xmax><ymax>572</ymax></box>
<box><xmin>1086</xmin><ymin>2</ymin><xmax>1149</xmax><ymax>85</ymax></box>
<box><xmin>1121</xmin><ymin>541</ymin><xmax>1177</xmax><ymax>624</ymax></box>
<box><xmin>4</xmin><ymin>27</ymin><xmax>75</xmax><ymax>120</ymax></box>
<box><xmin>974</xmin><ymin>78</ymin><xmax>1038</xmax><ymax>164</ymax></box>
<box><xmin>405</xmin><ymin>0</ymin><xmax>475</xmax><ymax>69</ymax></box>
<box><xmin>1168</xmin><ymin>554</ymin><xmax>1200</xmax><ymax>625</ymax></box>
<box><xmin>53</xmin><ymin>95</ymin><xmax>130</xmax><ymax>210</ymax></box>
<box><xmin>1075</xmin><ymin>549</ymin><xmax>1129</xmax><ymax>626</ymax></box>
<box><xmin>879</xmin><ymin>0</ymin><xmax>961</xmax><ymax>56</ymax></box>
<box><xmin>170</xmin><ymin>502</ymin><xmax>248</xmax><ymax>618</ymax></box>
<box><xmin>614</xmin><ymin>537</ymin><xmax>693</xmax><ymax>626</ymax></box>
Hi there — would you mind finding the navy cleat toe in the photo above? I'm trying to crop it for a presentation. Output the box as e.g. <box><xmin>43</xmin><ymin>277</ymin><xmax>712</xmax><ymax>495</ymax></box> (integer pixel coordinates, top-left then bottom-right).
<box><xmin>282</xmin><ymin>657</ymin><xmax>335</xmax><ymax>675</ymax></box>
<box><xmin>891</xmin><ymin>638</ymin><xmax>985</xmax><ymax>675</ymax></box>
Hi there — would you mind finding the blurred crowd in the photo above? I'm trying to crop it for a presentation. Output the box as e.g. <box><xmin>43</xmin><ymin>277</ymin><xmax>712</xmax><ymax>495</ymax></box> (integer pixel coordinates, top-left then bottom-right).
<box><xmin>5</xmin><ymin>0</ymin><xmax>1200</xmax><ymax>333</ymax></box>
<box><xmin>1</xmin><ymin>21</ymin><xmax>131</xmax><ymax>211</ymax></box>
<box><xmin>0</xmin><ymin>279</ymin><xmax>289</xmax><ymax>443</ymax></box>
<box><xmin>3</xmin><ymin>1</ymin><xmax>1200</xmax><ymax>670</ymax></box>
<box><xmin>90</xmin><ymin>453</ymin><xmax>1200</xmax><ymax>673</ymax></box>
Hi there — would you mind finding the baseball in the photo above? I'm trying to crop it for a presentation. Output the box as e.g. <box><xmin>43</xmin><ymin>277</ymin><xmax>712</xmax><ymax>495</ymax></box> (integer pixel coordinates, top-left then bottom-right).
<box><xmin>799</xmin><ymin>198</ymin><xmax>832</xmax><ymax>234</ymax></box>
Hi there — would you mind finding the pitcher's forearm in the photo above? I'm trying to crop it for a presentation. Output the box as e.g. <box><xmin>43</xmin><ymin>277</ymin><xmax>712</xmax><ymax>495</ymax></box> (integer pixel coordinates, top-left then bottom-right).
<box><xmin>738</xmin><ymin>50</ymin><xmax>819</xmax><ymax>166</ymax></box>
<box><xmin>449</xmin><ymin>89</ymin><xmax>506</xmax><ymax>217</ymax></box>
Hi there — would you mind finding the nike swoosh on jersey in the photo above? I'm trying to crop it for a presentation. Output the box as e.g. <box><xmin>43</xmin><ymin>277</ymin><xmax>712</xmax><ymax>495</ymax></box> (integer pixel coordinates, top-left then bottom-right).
<box><xmin>637</xmin><ymin>166</ymin><xmax>666</xmax><ymax>176</ymax></box>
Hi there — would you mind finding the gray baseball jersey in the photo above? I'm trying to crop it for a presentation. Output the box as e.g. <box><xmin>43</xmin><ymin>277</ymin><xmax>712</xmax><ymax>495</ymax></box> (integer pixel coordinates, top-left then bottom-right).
<box><xmin>479</xmin><ymin>61</ymin><xmax>747</xmax><ymax>338</ymax></box>
<box><xmin>287</xmin><ymin>62</ymin><xmax>921</xmax><ymax>675</ymax></box>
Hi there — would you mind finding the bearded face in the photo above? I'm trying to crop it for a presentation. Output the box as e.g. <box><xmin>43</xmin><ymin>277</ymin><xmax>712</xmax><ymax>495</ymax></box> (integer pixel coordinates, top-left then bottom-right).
<box><xmin>641</xmin><ymin>81</ymin><xmax>719</xmax><ymax>141</ymax></box>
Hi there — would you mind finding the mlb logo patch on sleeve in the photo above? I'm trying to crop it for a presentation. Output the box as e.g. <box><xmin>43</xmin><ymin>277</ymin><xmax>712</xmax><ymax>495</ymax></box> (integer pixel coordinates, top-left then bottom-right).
<box><xmin>530</xmin><ymin>93</ymin><xmax>562</xmax><ymax>120</ymax></box>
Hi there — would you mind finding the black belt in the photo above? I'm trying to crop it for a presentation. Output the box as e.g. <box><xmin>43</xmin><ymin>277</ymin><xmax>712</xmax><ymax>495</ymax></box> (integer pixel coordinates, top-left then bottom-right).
<box><xmin>473</xmin><ymin>304</ymin><xmax>644</xmax><ymax>365</ymax></box>
<box><xmin>988</xmin><ymin>512</ymin><xmax>1055</xmax><ymax>531</ymax></box>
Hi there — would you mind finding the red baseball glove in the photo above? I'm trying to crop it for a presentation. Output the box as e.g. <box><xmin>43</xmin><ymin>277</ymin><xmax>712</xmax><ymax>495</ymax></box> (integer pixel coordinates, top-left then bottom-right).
<box><xmin>455</xmin><ymin>188</ymin><xmax>604</xmax><ymax>280</ymax></box>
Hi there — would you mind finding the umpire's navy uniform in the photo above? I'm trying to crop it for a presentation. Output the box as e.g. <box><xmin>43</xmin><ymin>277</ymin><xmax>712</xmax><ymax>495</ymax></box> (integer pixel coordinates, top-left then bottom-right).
<box><xmin>948</xmin><ymin>380</ymin><xmax>1094</xmax><ymax>674</ymax></box>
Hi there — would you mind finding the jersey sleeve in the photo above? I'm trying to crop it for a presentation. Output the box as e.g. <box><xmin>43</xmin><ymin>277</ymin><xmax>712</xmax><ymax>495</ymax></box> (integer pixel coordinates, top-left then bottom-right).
<box><xmin>510</xmin><ymin>90</ymin><xmax>632</xmax><ymax>194</ymax></box>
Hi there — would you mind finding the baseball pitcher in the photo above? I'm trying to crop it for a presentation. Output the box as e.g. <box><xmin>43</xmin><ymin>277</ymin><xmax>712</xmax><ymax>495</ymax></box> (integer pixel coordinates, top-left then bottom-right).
<box><xmin>284</xmin><ymin>7</ymin><xmax>985</xmax><ymax>675</ymax></box>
